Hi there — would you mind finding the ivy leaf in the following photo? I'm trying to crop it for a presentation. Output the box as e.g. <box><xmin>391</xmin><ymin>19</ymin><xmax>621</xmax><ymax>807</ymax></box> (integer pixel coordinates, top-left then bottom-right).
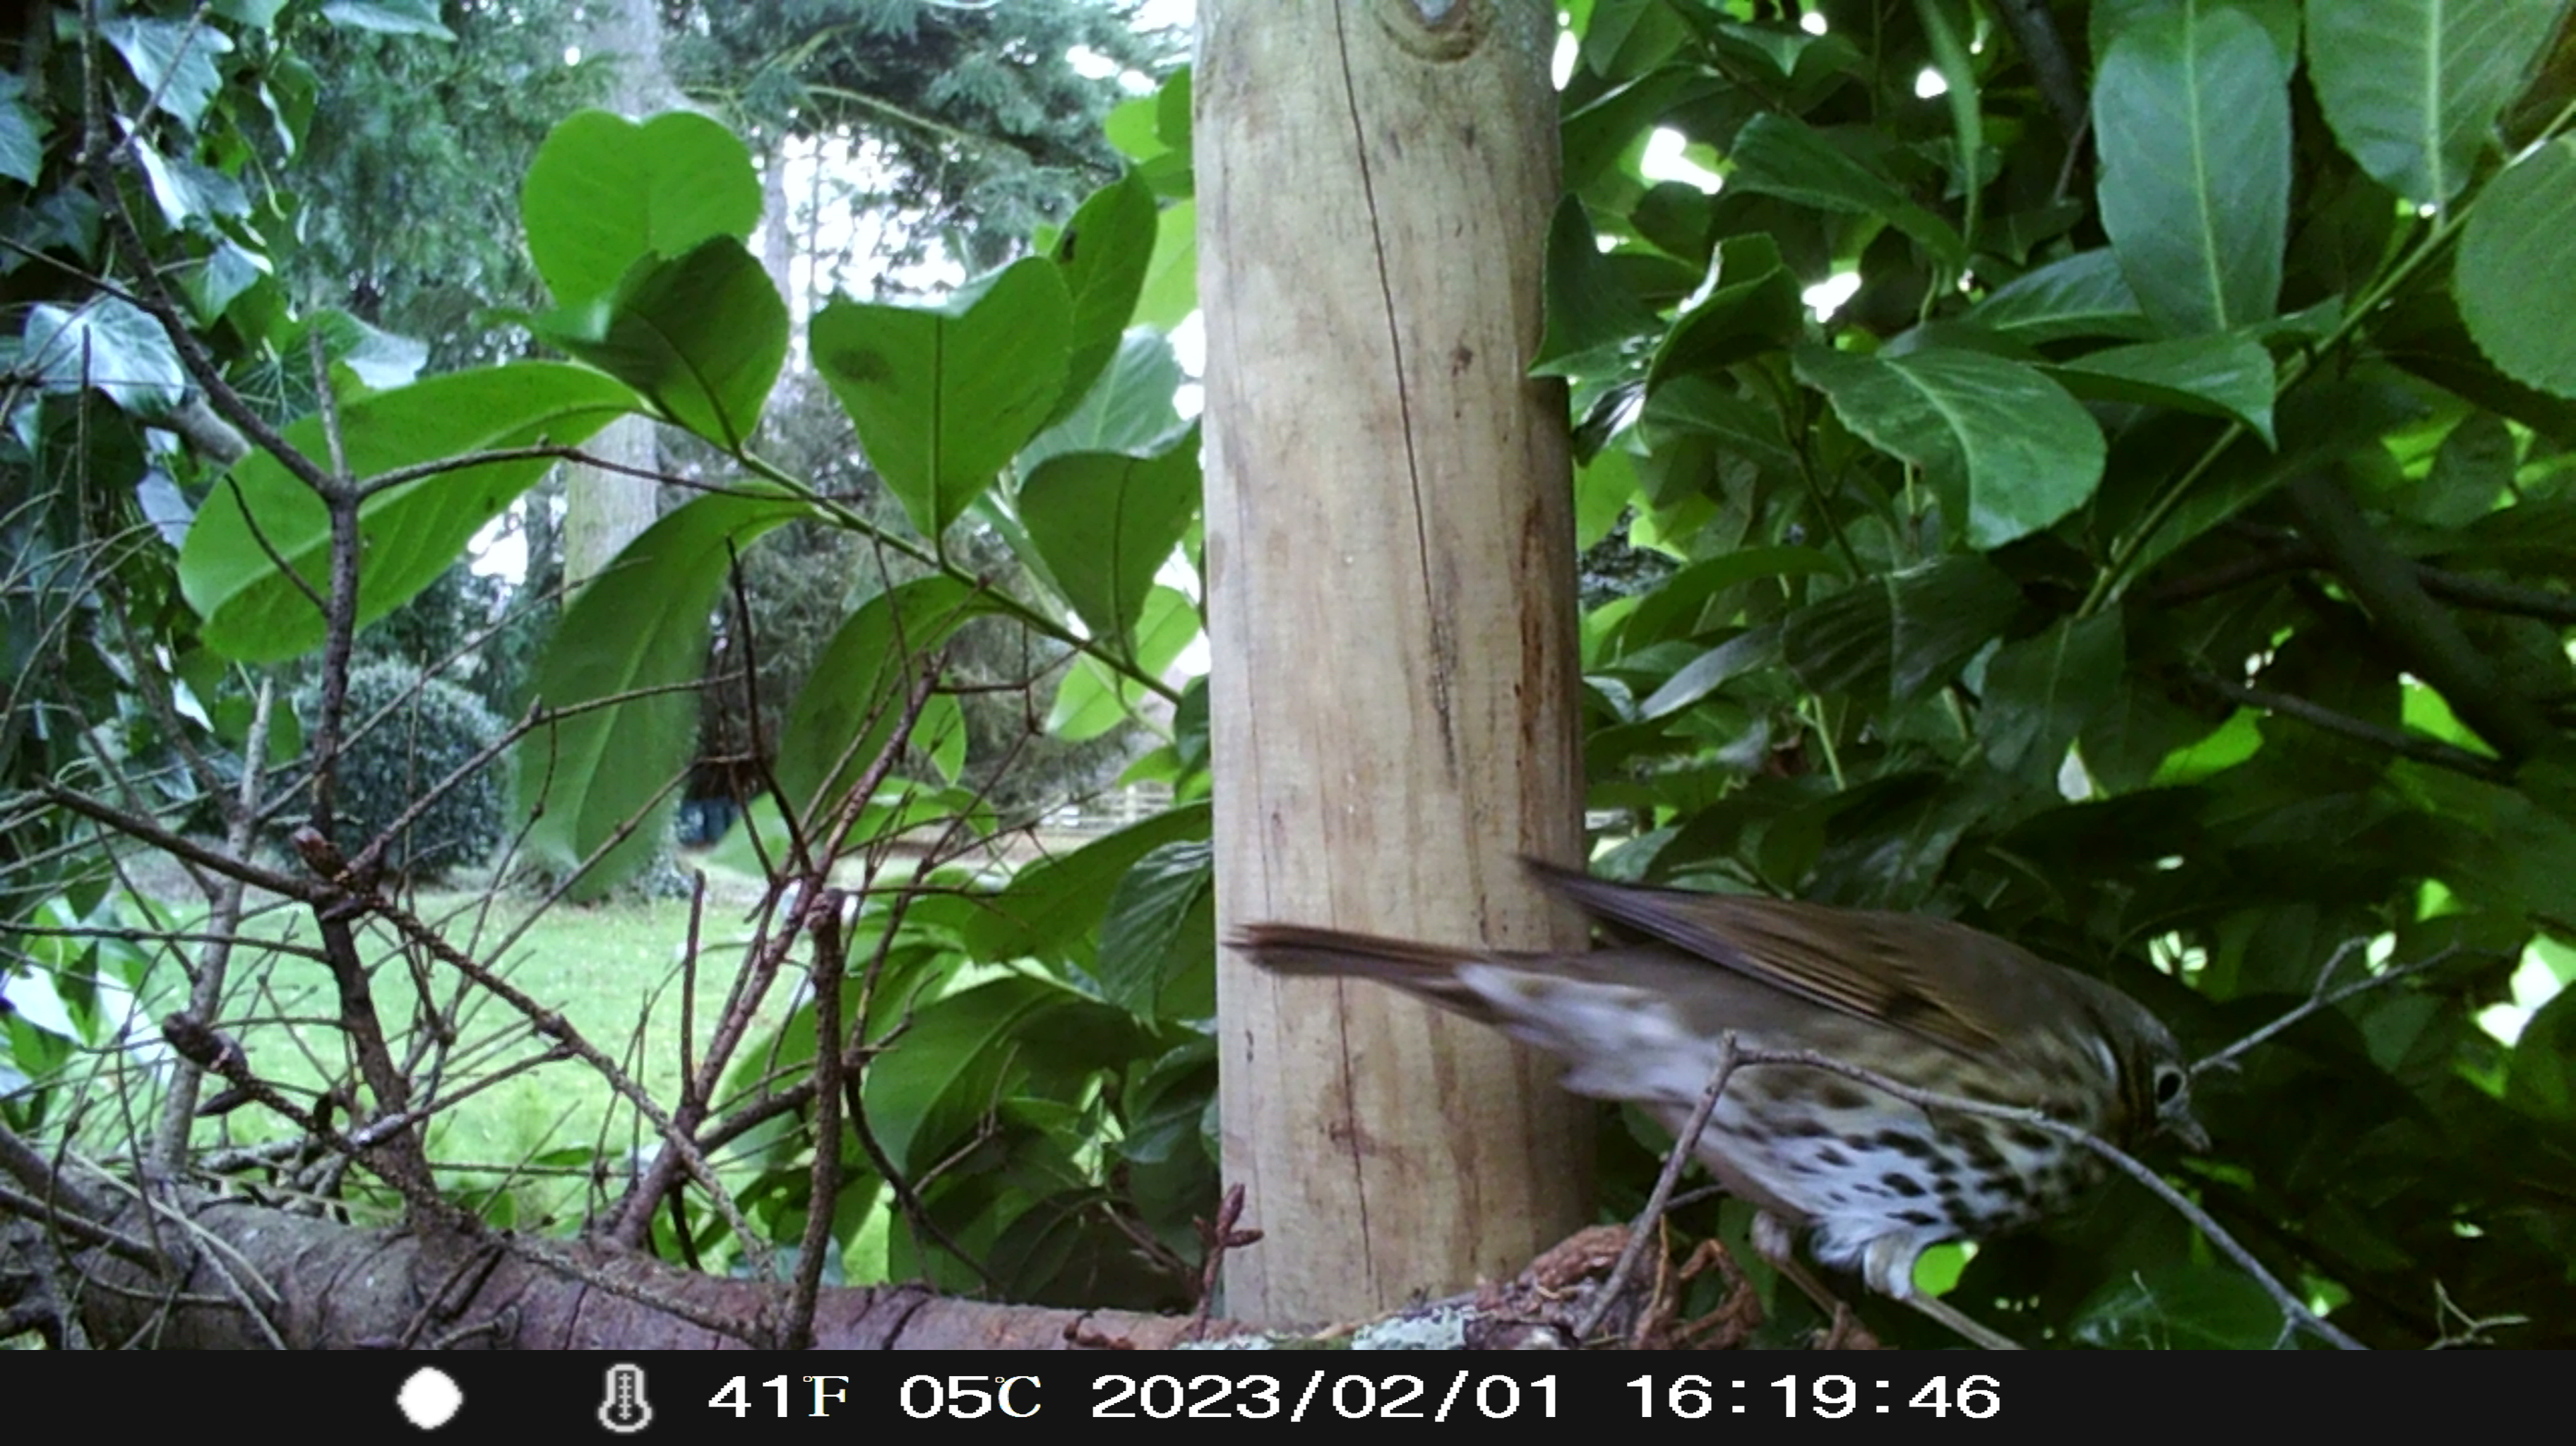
<box><xmin>22</xmin><ymin>297</ymin><xmax>186</xmax><ymax>414</ymax></box>
<box><xmin>319</xmin><ymin>1</ymin><xmax>455</xmax><ymax>39</ymax></box>
<box><xmin>100</xmin><ymin>18</ymin><xmax>233</xmax><ymax>131</ymax></box>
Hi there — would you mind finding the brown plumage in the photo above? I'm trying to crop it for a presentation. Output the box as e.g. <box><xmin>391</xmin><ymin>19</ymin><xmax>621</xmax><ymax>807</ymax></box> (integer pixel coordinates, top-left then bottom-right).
<box><xmin>1234</xmin><ymin>860</ymin><xmax>2204</xmax><ymax>1320</ymax></box>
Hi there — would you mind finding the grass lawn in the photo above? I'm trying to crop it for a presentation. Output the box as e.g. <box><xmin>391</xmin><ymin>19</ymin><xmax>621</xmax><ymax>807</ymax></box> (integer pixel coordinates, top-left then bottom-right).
<box><xmin>130</xmin><ymin>864</ymin><xmax>808</xmax><ymax>1230</ymax></box>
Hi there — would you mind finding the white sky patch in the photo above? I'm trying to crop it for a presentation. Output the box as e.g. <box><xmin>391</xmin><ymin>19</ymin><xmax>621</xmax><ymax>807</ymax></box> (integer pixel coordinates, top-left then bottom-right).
<box><xmin>1800</xmin><ymin>10</ymin><xmax>1829</xmax><ymax>35</ymax></box>
<box><xmin>1916</xmin><ymin>67</ymin><xmax>1948</xmax><ymax>100</ymax></box>
<box><xmin>1803</xmin><ymin>271</ymin><xmax>1863</xmax><ymax>319</ymax></box>
<box><xmin>1641</xmin><ymin>126</ymin><xmax>1722</xmax><ymax>193</ymax></box>
<box><xmin>470</xmin><ymin>507</ymin><xmax>529</xmax><ymax>582</ymax></box>
<box><xmin>1553</xmin><ymin>29</ymin><xmax>1578</xmax><ymax>88</ymax></box>
<box><xmin>2479</xmin><ymin>945</ymin><xmax>2570</xmax><ymax>1046</ymax></box>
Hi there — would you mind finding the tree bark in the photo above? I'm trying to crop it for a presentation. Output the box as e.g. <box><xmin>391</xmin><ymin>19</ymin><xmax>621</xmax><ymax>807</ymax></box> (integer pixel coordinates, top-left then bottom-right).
<box><xmin>563</xmin><ymin>0</ymin><xmax>682</xmax><ymax>591</ymax></box>
<box><xmin>23</xmin><ymin>1191</ymin><xmax>1237</xmax><ymax>1349</ymax></box>
<box><xmin>1200</xmin><ymin>0</ymin><xmax>1591</xmax><ymax>1325</ymax></box>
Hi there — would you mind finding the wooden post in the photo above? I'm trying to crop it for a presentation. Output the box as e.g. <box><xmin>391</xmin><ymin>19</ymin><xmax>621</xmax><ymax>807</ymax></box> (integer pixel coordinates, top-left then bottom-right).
<box><xmin>1199</xmin><ymin>0</ymin><xmax>1591</xmax><ymax>1323</ymax></box>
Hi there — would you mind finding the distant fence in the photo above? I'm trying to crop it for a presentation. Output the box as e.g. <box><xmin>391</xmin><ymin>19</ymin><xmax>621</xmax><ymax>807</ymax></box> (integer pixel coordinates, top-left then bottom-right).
<box><xmin>1043</xmin><ymin>782</ymin><xmax>1174</xmax><ymax>834</ymax></box>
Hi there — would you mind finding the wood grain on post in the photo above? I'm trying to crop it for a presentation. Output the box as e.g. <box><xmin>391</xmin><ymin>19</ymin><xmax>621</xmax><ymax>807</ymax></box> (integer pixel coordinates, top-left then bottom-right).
<box><xmin>1199</xmin><ymin>0</ymin><xmax>1592</xmax><ymax>1323</ymax></box>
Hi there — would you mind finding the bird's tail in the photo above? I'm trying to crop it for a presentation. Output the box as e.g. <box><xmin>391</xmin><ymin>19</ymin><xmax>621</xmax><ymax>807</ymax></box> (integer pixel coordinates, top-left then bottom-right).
<box><xmin>1229</xmin><ymin>924</ymin><xmax>1500</xmax><ymax>1023</ymax></box>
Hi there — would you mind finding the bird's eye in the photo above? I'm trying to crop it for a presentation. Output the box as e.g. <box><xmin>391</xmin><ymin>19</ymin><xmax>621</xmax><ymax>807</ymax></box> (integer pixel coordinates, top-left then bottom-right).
<box><xmin>2153</xmin><ymin>1063</ymin><xmax>2186</xmax><ymax>1106</ymax></box>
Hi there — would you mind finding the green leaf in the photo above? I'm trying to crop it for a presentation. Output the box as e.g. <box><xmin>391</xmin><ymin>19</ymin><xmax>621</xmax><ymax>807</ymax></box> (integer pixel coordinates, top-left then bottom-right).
<box><xmin>289</xmin><ymin>309</ymin><xmax>427</xmax><ymax>390</ymax></box>
<box><xmin>2409</xmin><ymin>412</ymin><xmax>2516</xmax><ymax>527</ymax></box>
<box><xmin>1724</xmin><ymin>115</ymin><xmax>1969</xmax><ymax>270</ymax></box>
<box><xmin>131</xmin><ymin>143</ymin><xmax>250</xmax><ymax>228</ymax></box>
<box><xmin>2149</xmin><ymin>707</ymin><xmax>2265</xmax><ymax>784</ymax></box>
<box><xmin>2079</xmin><ymin>683</ymin><xmax>2224</xmax><ymax>794</ymax></box>
<box><xmin>1104</xmin><ymin>94</ymin><xmax>1167</xmax><ymax>164</ymax></box>
<box><xmin>1135</xmin><ymin>201</ymin><xmax>1198</xmax><ymax>330</ymax></box>
<box><xmin>2116</xmin><ymin>380</ymin><xmax>2428</xmax><ymax>582</ymax></box>
<box><xmin>2308</xmin><ymin>0</ymin><xmax>2565</xmax><ymax>210</ymax></box>
<box><xmin>22</xmin><ymin>297</ymin><xmax>186</xmax><ymax>414</ymax></box>
<box><xmin>1638</xmin><ymin>375</ymin><xmax>1800</xmax><ymax>476</ymax></box>
<box><xmin>1782</xmin><ymin>556</ymin><xmax>2022</xmax><ymax>705</ymax></box>
<box><xmin>1614</xmin><ymin>544</ymin><xmax>1837</xmax><ymax>652</ymax></box>
<box><xmin>1046</xmin><ymin>585</ymin><xmax>1197</xmax><ymax>742</ymax></box>
<box><xmin>517</xmin><ymin>494</ymin><xmax>804</xmax><ymax>897</ymax></box>
<box><xmin>213</xmin><ymin>0</ymin><xmax>289</xmax><ymax>24</ymax></box>
<box><xmin>1018</xmin><ymin>427</ymin><xmax>1200</xmax><ymax>650</ymax></box>
<box><xmin>2070</xmin><ymin>1263</ymin><xmax>2296</xmax><ymax>1348</ymax></box>
<box><xmin>179</xmin><ymin>364</ymin><xmax>637</xmax><ymax>662</ymax></box>
<box><xmin>1563</xmin><ymin>66</ymin><xmax>1717</xmax><ymax>194</ymax></box>
<box><xmin>2094</xmin><ymin>5</ymin><xmax>2290</xmax><ymax>333</ymax></box>
<box><xmin>1794</xmin><ymin>346</ymin><xmax>2106</xmax><ymax>548</ymax></box>
<box><xmin>1967</xmin><ymin>249</ymin><xmax>2155</xmax><ymax>345</ymax></box>
<box><xmin>2456</xmin><ymin>138</ymin><xmax>2576</xmax><ymax>399</ymax></box>
<box><xmin>773</xmin><ymin>578</ymin><xmax>998</xmax><ymax>828</ymax></box>
<box><xmin>813</xmin><ymin>259</ymin><xmax>1073</xmax><ymax>537</ymax></box>
<box><xmin>1640</xmin><ymin>625</ymin><xmax>1782</xmax><ymax>719</ymax></box>
<box><xmin>1049</xmin><ymin>172</ymin><xmax>1159</xmax><ymax>426</ymax></box>
<box><xmin>1018</xmin><ymin>330</ymin><xmax>1187</xmax><ymax>478</ymax></box>
<box><xmin>1981</xmin><ymin>612</ymin><xmax>2125</xmax><ymax>776</ymax></box>
<box><xmin>181</xmin><ymin>243</ymin><xmax>268</xmax><ymax>327</ymax></box>
<box><xmin>1574</xmin><ymin>446</ymin><xmax>1640</xmax><ymax>551</ymax></box>
<box><xmin>861</xmin><ymin>976</ymin><xmax>1135</xmax><ymax>1175</ymax></box>
<box><xmin>520</xmin><ymin>110</ymin><xmax>760</xmax><ymax>306</ymax></box>
<box><xmin>2043</xmin><ymin>334</ymin><xmax>2278</xmax><ymax>443</ymax></box>
<box><xmin>319</xmin><ymin>0</ymin><xmax>455</xmax><ymax>38</ymax></box>
<box><xmin>0</xmin><ymin>87</ymin><xmax>44</xmax><ymax>186</ymax></box>
<box><xmin>1096</xmin><ymin>840</ymin><xmax>1216</xmax><ymax>1020</ymax></box>
<box><xmin>530</xmin><ymin>238</ymin><xmax>785</xmax><ymax>450</ymax></box>
<box><xmin>1647</xmin><ymin>234</ymin><xmax>1805</xmax><ymax>383</ymax></box>
<box><xmin>1534</xmin><ymin>196</ymin><xmax>1663</xmax><ymax>381</ymax></box>
<box><xmin>2093</xmin><ymin>0</ymin><xmax>2301</xmax><ymax>79</ymax></box>
<box><xmin>100</xmin><ymin>18</ymin><xmax>233</xmax><ymax>131</ymax></box>
<box><xmin>2507</xmin><ymin>984</ymin><xmax>2576</xmax><ymax>1121</ymax></box>
<box><xmin>962</xmin><ymin>803</ymin><xmax>1212</xmax><ymax>964</ymax></box>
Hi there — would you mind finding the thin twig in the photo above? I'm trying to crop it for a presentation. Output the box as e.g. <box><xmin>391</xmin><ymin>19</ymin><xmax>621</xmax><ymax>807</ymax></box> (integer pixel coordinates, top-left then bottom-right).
<box><xmin>1572</xmin><ymin>1032</ymin><xmax>1740</xmax><ymax>1344</ymax></box>
<box><xmin>2194</xmin><ymin>942</ymin><xmax>2460</xmax><ymax>1077</ymax></box>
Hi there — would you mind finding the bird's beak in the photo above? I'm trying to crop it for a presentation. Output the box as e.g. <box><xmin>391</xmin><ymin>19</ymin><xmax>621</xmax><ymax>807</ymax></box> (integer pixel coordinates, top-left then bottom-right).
<box><xmin>2169</xmin><ymin>1111</ymin><xmax>2211</xmax><ymax>1154</ymax></box>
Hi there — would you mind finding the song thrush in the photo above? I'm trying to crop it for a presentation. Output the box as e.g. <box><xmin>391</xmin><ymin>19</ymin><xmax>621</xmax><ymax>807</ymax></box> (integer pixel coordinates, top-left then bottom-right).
<box><xmin>1234</xmin><ymin>861</ymin><xmax>2205</xmax><ymax>1337</ymax></box>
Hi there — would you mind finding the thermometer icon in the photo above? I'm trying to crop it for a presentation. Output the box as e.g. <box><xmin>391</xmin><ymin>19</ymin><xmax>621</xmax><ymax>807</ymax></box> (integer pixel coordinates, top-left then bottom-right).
<box><xmin>598</xmin><ymin>1363</ymin><xmax>653</xmax><ymax>1434</ymax></box>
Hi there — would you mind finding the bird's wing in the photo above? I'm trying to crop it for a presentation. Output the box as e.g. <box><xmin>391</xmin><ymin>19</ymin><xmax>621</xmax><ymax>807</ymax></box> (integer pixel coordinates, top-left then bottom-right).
<box><xmin>1524</xmin><ymin>859</ymin><xmax>2017</xmax><ymax>1058</ymax></box>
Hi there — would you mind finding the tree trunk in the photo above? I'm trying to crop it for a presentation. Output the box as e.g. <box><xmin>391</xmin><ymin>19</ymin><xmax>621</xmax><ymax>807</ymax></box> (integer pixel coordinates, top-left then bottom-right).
<box><xmin>1200</xmin><ymin>0</ymin><xmax>1590</xmax><ymax>1325</ymax></box>
<box><xmin>564</xmin><ymin>0</ymin><xmax>681</xmax><ymax>591</ymax></box>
